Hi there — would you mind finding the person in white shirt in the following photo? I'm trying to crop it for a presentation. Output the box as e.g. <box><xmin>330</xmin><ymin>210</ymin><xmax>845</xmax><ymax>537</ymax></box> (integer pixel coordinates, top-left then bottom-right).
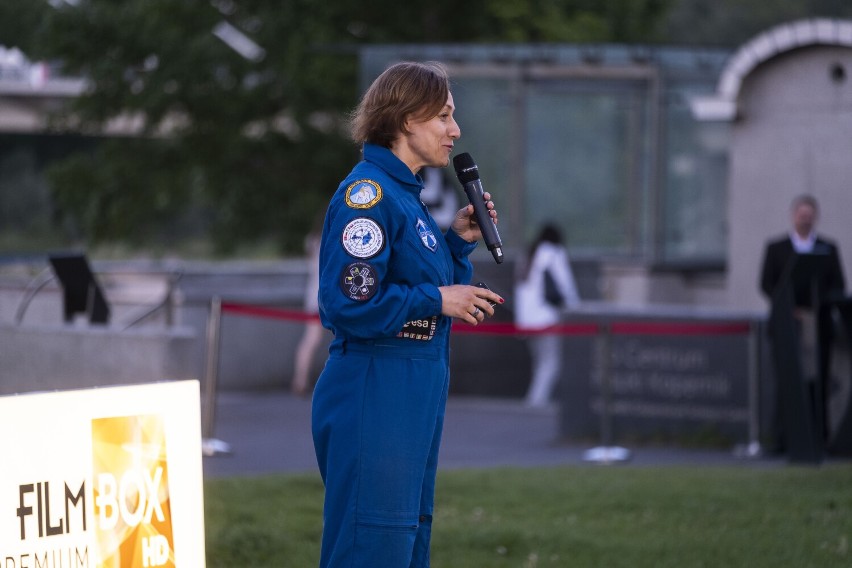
<box><xmin>514</xmin><ymin>223</ymin><xmax>581</xmax><ymax>407</ymax></box>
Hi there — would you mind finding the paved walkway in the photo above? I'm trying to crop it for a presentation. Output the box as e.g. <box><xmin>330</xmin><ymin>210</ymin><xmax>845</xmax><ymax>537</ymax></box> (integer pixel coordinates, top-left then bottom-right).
<box><xmin>201</xmin><ymin>390</ymin><xmax>786</xmax><ymax>479</ymax></box>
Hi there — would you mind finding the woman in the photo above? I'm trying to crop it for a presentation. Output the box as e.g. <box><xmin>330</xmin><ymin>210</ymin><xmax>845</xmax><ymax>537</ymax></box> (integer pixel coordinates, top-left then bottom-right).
<box><xmin>515</xmin><ymin>223</ymin><xmax>581</xmax><ymax>407</ymax></box>
<box><xmin>311</xmin><ymin>61</ymin><xmax>504</xmax><ymax>568</ymax></box>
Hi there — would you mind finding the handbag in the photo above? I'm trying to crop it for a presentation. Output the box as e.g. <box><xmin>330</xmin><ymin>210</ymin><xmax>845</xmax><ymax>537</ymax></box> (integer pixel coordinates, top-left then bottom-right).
<box><xmin>543</xmin><ymin>267</ymin><xmax>564</xmax><ymax>307</ymax></box>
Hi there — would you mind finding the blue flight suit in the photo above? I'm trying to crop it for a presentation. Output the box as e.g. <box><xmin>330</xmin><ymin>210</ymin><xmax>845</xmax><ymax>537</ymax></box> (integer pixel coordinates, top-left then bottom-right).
<box><xmin>312</xmin><ymin>143</ymin><xmax>476</xmax><ymax>567</ymax></box>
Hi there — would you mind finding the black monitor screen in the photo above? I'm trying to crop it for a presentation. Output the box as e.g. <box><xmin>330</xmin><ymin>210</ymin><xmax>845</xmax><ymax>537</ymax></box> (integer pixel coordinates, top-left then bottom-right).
<box><xmin>48</xmin><ymin>254</ymin><xmax>110</xmax><ymax>324</ymax></box>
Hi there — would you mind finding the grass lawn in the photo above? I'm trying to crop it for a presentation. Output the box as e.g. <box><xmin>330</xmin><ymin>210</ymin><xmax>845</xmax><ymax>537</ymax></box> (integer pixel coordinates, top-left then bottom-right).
<box><xmin>204</xmin><ymin>464</ymin><xmax>852</xmax><ymax>567</ymax></box>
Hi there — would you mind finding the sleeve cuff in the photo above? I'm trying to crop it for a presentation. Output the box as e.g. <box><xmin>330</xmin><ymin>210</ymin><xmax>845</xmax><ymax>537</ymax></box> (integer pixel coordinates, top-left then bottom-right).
<box><xmin>414</xmin><ymin>283</ymin><xmax>443</xmax><ymax>318</ymax></box>
<box><xmin>444</xmin><ymin>229</ymin><xmax>478</xmax><ymax>258</ymax></box>
<box><xmin>421</xmin><ymin>284</ymin><xmax>444</xmax><ymax>316</ymax></box>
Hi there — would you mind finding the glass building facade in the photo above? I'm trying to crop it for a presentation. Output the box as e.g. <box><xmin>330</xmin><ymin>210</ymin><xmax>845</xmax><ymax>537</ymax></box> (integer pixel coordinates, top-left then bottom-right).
<box><xmin>360</xmin><ymin>44</ymin><xmax>732</xmax><ymax>269</ymax></box>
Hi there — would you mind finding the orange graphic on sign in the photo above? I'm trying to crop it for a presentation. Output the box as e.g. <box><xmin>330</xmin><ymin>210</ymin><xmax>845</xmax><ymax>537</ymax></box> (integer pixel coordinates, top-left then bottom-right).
<box><xmin>92</xmin><ymin>415</ymin><xmax>175</xmax><ymax>568</ymax></box>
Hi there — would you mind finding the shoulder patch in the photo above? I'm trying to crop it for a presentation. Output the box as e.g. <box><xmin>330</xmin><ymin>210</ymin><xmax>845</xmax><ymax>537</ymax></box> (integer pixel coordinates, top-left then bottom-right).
<box><xmin>340</xmin><ymin>262</ymin><xmax>379</xmax><ymax>301</ymax></box>
<box><xmin>341</xmin><ymin>217</ymin><xmax>385</xmax><ymax>259</ymax></box>
<box><xmin>345</xmin><ymin>179</ymin><xmax>383</xmax><ymax>209</ymax></box>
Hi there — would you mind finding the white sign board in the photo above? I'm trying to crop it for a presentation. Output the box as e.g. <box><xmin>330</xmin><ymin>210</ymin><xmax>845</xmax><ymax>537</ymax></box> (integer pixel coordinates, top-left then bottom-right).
<box><xmin>0</xmin><ymin>381</ymin><xmax>206</xmax><ymax>567</ymax></box>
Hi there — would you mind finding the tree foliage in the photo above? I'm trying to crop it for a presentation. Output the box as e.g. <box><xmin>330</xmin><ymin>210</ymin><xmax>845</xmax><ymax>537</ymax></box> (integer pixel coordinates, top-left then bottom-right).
<box><xmin>33</xmin><ymin>0</ymin><xmax>361</xmax><ymax>253</ymax></box>
<box><xmin>664</xmin><ymin>0</ymin><xmax>852</xmax><ymax>46</ymax></box>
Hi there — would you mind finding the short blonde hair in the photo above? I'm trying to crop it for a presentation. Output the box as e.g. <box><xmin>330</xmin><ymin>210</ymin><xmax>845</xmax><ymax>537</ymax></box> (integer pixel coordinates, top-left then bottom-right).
<box><xmin>350</xmin><ymin>61</ymin><xmax>450</xmax><ymax>147</ymax></box>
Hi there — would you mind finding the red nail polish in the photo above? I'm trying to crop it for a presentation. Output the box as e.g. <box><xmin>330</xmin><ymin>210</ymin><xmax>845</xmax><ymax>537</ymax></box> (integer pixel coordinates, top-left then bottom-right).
<box><xmin>499</xmin><ymin>298</ymin><xmax>505</xmax><ymax>304</ymax></box>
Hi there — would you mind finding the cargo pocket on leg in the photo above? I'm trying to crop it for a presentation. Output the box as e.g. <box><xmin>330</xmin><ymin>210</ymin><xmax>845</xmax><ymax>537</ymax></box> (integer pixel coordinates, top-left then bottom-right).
<box><xmin>354</xmin><ymin>513</ymin><xmax>419</xmax><ymax>567</ymax></box>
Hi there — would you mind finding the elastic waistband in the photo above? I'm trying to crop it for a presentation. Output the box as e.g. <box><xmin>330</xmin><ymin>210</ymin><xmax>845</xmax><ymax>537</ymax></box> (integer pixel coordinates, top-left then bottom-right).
<box><xmin>332</xmin><ymin>341</ymin><xmax>445</xmax><ymax>360</ymax></box>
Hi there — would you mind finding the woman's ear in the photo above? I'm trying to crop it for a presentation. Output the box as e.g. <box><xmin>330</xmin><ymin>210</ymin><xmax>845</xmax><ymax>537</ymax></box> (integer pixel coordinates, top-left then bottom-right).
<box><xmin>400</xmin><ymin>114</ymin><xmax>412</xmax><ymax>135</ymax></box>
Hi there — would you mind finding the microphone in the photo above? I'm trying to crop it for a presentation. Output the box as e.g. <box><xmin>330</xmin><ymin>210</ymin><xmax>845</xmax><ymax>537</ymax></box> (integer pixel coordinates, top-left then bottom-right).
<box><xmin>453</xmin><ymin>152</ymin><xmax>504</xmax><ymax>264</ymax></box>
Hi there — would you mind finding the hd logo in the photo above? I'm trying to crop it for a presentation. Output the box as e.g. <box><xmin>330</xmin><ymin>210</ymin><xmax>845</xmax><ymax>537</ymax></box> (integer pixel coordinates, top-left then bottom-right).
<box><xmin>92</xmin><ymin>415</ymin><xmax>175</xmax><ymax>568</ymax></box>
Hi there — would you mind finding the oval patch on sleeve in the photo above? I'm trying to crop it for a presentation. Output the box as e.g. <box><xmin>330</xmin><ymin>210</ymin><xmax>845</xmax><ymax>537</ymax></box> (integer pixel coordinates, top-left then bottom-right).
<box><xmin>340</xmin><ymin>262</ymin><xmax>379</xmax><ymax>301</ymax></box>
<box><xmin>341</xmin><ymin>217</ymin><xmax>385</xmax><ymax>259</ymax></box>
<box><xmin>344</xmin><ymin>179</ymin><xmax>383</xmax><ymax>209</ymax></box>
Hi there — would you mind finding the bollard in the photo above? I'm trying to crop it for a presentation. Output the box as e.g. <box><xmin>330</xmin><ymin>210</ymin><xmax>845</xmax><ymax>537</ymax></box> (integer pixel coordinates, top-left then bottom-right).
<box><xmin>583</xmin><ymin>321</ymin><xmax>631</xmax><ymax>464</ymax></box>
<box><xmin>734</xmin><ymin>320</ymin><xmax>763</xmax><ymax>458</ymax></box>
<box><xmin>201</xmin><ymin>296</ymin><xmax>231</xmax><ymax>456</ymax></box>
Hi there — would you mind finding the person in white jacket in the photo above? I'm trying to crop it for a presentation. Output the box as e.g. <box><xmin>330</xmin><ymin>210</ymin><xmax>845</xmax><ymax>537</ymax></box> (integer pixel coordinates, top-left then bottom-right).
<box><xmin>514</xmin><ymin>223</ymin><xmax>581</xmax><ymax>407</ymax></box>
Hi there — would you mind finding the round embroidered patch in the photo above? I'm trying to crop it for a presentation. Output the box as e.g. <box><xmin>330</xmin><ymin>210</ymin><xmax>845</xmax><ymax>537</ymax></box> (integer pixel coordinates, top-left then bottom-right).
<box><xmin>340</xmin><ymin>262</ymin><xmax>379</xmax><ymax>301</ymax></box>
<box><xmin>344</xmin><ymin>179</ymin><xmax>383</xmax><ymax>209</ymax></box>
<box><xmin>341</xmin><ymin>217</ymin><xmax>385</xmax><ymax>259</ymax></box>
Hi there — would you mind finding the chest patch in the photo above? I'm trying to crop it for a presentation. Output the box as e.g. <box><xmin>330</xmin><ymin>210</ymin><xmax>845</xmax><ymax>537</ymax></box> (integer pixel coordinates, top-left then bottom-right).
<box><xmin>416</xmin><ymin>218</ymin><xmax>438</xmax><ymax>252</ymax></box>
<box><xmin>345</xmin><ymin>179</ymin><xmax>382</xmax><ymax>209</ymax></box>
<box><xmin>341</xmin><ymin>217</ymin><xmax>385</xmax><ymax>259</ymax></box>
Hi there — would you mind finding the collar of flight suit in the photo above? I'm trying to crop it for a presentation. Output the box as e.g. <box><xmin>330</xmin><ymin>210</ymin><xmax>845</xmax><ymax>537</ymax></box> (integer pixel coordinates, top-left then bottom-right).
<box><xmin>362</xmin><ymin>143</ymin><xmax>425</xmax><ymax>196</ymax></box>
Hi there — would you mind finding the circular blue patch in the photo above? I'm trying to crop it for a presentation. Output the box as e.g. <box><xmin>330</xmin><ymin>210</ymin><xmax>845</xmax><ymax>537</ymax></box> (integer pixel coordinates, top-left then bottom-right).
<box><xmin>339</xmin><ymin>262</ymin><xmax>379</xmax><ymax>301</ymax></box>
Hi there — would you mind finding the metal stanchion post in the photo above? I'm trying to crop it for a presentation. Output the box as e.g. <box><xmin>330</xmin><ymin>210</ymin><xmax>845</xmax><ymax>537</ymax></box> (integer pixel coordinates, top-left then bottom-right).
<box><xmin>734</xmin><ymin>320</ymin><xmax>763</xmax><ymax>458</ymax></box>
<box><xmin>202</xmin><ymin>296</ymin><xmax>231</xmax><ymax>456</ymax></box>
<box><xmin>583</xmin><ymin>321</ymin><xmax>631</xmax><ymax>463</ymax></box>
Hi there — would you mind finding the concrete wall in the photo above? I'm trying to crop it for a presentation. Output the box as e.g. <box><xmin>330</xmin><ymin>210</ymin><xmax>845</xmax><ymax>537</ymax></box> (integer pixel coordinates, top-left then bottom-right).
<box><xmin>0</xmin><ymin>260</ymin><xmax>318</xmax><ymax>392</ymax></box>
<box><xmin>725</xmin><ymin>45</ymin><xmax>852</xmax><ymax>311</ymax></box>
<box><xmin>598</xmin><ymin>262</ymin><xmax>727</xmax><ymax>308</ymax></box>
<box><xmin>175</xmin><ymin>261</ymin><xmax>320</xmax><ymax>391</ymax></box>
<box><xmin>0</xmin><ymin>323</ymin><xmax>196</xmax><ymax>396</ymax></box>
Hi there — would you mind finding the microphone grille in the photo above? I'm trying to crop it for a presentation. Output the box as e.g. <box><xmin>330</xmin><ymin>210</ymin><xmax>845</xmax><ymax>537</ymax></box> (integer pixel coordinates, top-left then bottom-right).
<box><xmin>453</xmin><ymin>152</ymin><xmax>479</xmax><ymax>183</ymax></box>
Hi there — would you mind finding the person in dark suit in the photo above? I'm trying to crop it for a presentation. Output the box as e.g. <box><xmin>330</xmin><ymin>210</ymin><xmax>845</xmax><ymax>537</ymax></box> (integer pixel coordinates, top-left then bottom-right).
<box><xmin>760</xmin><ymin>194</ymin><xmax>845</xmax><ymax>308</ymax></box>
<box><xmin>760</xmin><ymin>194</ymin><xmax>846</xmax><ymax>446</ymax></box>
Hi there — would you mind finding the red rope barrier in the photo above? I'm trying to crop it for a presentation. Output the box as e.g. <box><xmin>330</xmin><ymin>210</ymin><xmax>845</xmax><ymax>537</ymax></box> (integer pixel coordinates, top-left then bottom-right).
<box><xmin>452</xmin><ymin>321</ymin><xmax>599</xmax><ymax>336</ymax></box>
<box><xmin>221</xmin><ymin>301</ymin><xmax>320</xmax><ymax>323</ymax></box>
<box><xmin>219</xmin><ymin>301</ymin><xmax>751</xmax><ymax>337</ymax></box>
<box><xmin>610</xmin><ymin>321</ymin><xmax>751</xmax><ymax>336</ymax></box>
